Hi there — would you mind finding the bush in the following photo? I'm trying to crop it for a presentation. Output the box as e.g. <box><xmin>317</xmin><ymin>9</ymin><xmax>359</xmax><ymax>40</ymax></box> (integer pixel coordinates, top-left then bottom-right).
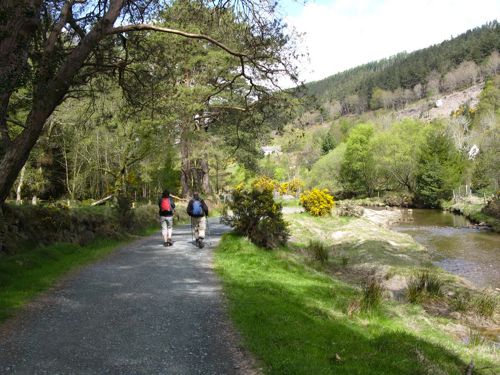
<box><xmin>223</xmin><ymin>186</ymin><xmax>289</xmax><ymax>249</ymax></box>
<box><xmin>3</xmin><ymin>203</ymin><xmax>158</xmax><ymax>253</ymax></box>
<box><xmin>300</xmin><ymin>188</ymin><xmax>335</xmax><ymax>216</ymax></box>
<box><xmin>252</xmin><ymin>176</ymin><xmax>277</xmax><ymax>193</ymax></box>
<box><xmin>307</xmin><ymin>240</ymin><xmax>329</xmax><ymax>263</ymax></box>
<box><xmin>406</xmin><ymin>271</ymin><xmax>443</xmax><ymax>303</ymax></box>
<box><xmin>278</xmin><ymin>179</ymin><xmax>304</xmax><ymax>196</ymax></box>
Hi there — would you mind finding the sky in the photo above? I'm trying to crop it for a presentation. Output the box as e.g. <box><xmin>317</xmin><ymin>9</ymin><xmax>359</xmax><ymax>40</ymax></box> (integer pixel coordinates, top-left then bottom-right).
<box><xmin>280</xmin><ymin>0</ymin><xmax>500</xmax><ymax>83</ymax></box>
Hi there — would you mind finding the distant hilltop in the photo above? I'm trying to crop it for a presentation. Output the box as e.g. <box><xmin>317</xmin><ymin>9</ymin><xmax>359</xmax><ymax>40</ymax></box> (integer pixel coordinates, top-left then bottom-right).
<box><xmin>303</xmin><ymin>21</ymin><xmax>499</xmax><ymax>117</ymax></box>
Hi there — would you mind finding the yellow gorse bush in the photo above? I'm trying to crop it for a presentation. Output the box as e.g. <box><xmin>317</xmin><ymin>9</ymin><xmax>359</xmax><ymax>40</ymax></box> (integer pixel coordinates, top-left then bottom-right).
<box><xmin>278</xmin><ymin>178</ymin><xmax>304</xmax><ymax>196</ymax></box>
<box><xmin>252</xmin><ymin>176</ymin><xmax>277</xmax><ymax>192</ymax></box>
<box><xmin>278</xmin><ymin>182</ymin><xmax>289</xmax><ymax>195</ymax></box>
<box><xmin>299</xmin><ymin>188</ymin><xmax>335</xmax><ymax>216</ymax></box>
<box><xmin>288</xmin><ymin>178</ymin><xmax>304</xmax><ymax>195</ymax></box>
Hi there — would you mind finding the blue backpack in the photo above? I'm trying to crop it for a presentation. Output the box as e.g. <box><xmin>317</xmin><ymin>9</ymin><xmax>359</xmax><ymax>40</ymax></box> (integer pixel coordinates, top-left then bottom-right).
<box><xmin>192</xmin><ymin>200</ymin><xmax>203</xmax><ymax>216</ymax></box>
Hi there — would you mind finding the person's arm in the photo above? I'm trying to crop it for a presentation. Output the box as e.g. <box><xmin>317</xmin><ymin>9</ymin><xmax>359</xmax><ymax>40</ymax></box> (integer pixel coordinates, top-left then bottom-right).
<box><xmin>202</xmin><ymin>200</ymin><xmax>209</xmax><ymax>216</ymax></box>
<box><xmin>187</xmin><ymin>200</ymin><xmax>193</xmax><ymax>216</ymax></box>
<box><xmin>171</xmin><ymin>198</ymin><xmax>176</xmax><ymax>211</ymax></box>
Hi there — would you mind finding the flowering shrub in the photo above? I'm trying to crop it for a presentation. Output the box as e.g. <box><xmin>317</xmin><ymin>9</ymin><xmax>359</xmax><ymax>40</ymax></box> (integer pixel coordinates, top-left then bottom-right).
<box><xmin>451</xmin><ymin>104</ymin><xmax>476</xmax><ymax>120</ymax></box>
<box><xmin>252</xmin><ymin>176</ymin><xmax>277</xmax><ymax>193</ymax></box>
<box><xmin>300</xmin><ymin>188</ymin><xmax>335</xmax><ymax>216</ymax></box>
<box><xmin>278</xmin><ymin>182</ymin><xmax>289</xmax><ymax>195</ymax></box>
<box><xmin>288</xmin><ymin>178</ymin><xmax>304</xmax><ymax>195</ymax></box>
<box><xmin>278</xmin><ymin>178</ymin><xmax>304</xmax><ymax>196</ymax></box>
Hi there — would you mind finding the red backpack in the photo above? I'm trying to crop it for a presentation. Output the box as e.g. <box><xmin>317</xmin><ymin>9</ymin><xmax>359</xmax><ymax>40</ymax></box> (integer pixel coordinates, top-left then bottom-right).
<box><xmin>160</xmin><ymin>197</ymin><xmax>171</xmax><ymax>212</ymax></box>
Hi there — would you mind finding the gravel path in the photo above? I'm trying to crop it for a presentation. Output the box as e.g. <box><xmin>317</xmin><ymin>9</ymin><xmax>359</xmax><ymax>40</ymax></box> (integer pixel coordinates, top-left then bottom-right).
<box><xmin>0</xmin><ymin>219</ymin><xmax>257</xmax><ymax>375</ymax></box>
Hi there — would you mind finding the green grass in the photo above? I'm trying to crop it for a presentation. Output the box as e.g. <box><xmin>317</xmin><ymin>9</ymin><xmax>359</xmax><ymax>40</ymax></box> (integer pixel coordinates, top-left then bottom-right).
<box><xmin>215</xmin><ymin>234</ymin><xmax>498</xmax><ymax>375</ymax></box>
<box><xmin>0</xmin><ymin>227</ymin><xmax>157</xmax><ymax>322</ymax></box>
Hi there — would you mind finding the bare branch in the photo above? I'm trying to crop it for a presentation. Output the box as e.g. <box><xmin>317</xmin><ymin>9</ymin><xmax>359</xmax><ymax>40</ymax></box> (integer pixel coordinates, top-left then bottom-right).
<box><xmin>44</xmin><ymin>0</ymin><xmax>74</xmax><ymax>54</ymax></box>
<box><xmin>108</xmin><ymin>24</ymin><xmax>247</xmax><ymax>59</ymax></box>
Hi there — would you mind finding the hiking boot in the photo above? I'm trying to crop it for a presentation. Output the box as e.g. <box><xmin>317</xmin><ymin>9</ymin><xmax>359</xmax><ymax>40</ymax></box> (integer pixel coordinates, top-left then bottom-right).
<box><xmin>167</xmin><ymin>239</ymin><xmax>173</xmax><ymax>246</ymax></box>
<box><xmin>163</xmin><ymin>241</ymin><xmax>168</xmax><ymax>247</ymax></box>
<box><xmin>198</xmin><ymin>238</ymin><xmax>205</xmax><ymax>248</ymax></box>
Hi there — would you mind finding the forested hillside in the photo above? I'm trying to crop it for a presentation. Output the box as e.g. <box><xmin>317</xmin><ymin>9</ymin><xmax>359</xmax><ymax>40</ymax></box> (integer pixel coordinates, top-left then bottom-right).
<box><xmin>305</xmin><ymin>21</ymin><xmax>500</xmax><ymax>114</ymax></box>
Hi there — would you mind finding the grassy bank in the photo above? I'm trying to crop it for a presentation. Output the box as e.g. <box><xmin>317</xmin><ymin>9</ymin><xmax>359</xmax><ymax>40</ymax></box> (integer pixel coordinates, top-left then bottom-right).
<box><xmin>443</xmin><ymin>200</ymin><xmax>500</xmax><ymax>232</ymax></box>
<box><xmin>0</xmin><ymin>225</ymin><xmax>158</xmax><ymax>323</ymax></box>
<box><xmin>215</xmin><ymin>234</ymin><xmax>498</xmax><ymax>374</ymax></box>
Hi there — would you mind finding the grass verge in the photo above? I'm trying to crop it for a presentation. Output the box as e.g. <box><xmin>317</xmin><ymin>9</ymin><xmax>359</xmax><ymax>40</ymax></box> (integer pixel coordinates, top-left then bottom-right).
<box><xmin>215</xmin><ymin>234</ymin><xmax>498</xmax><ymax>375</ymax></box>
<box><xmin>0</xmin><ymin>226</ymin><xmax>157</xmax><ymax>322</ymax></box>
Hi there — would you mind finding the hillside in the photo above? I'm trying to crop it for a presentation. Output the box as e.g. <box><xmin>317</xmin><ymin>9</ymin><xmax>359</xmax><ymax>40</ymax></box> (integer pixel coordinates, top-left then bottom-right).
<box><xmin>304</xmin><ymin>21</ymin><xmax>500</xmax><ymax>115</ymax></box>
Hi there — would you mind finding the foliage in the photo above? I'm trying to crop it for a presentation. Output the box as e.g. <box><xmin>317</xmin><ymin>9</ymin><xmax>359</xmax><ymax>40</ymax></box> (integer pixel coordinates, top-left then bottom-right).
<box><xmin>370</xmin><ymin>120</ymin><xmax>426</xmax><ymax>194</ymax></box>
<box><xmin>339</xmin><ymin>124</ymin><xmax>376</xmax><ymax>196</ymax></box>
<box><xmin>3</xmin><ymin>203</ymin><xmax>158</xmax><ymax>253</ymax></box>
<box><xmin>252</xmin><ymin>176</ymin><xmax>277</xmax><ymax>193</ymax></box>
<box><xmin>115</xmin><ymin>195</ymin><xmax>134</xmax><ymax>230</ymax></box>
<box><xmin>307</xmin><ymin>143</ymin><xmax>346</xmax><ymax>194</ymax></box>
<box><xmin>320</xmin><ymin>132</ymin><xmax>336</xmax><ymax>154</ymax></box>
<box><xmin>414</xmin><ymin>125</ymin><xmax>465</xmax><ymax>207</ymax></box>
<box><xmin>307</xmin><ymin>240</ymin><xmax>329</xmax><ymax>263</ymax></box>
<box><xmin>471</xmin><ymin>292</ymin><xmax>499</xmax><ymax>318</ymax></box>
<box><xmin>406</xmin><ymin>271</ymin><xmax>443</xmax><ymax>303</ymax></box>
<box><xmin>299</xmin><ymin>188</ymin><xmax>335</xmax><ymax>216</ymax></box>
<box><xmin>223</xmin><ymin>186</ymin><xmax>288</xmax><ymax>249</ymax></box>
<box><xmin>278</xmin><ymin>178</ymin><xmax>304</xmax><ymax>196</ymax></box>
<box><xmin>451</xmin><ymin>290</ymin><xmax>499</xmax><ymax>318</ymax></box>
<box><xmin>361</xmin><ymin>278</ymin><xmax>385</xmax><ymax>312</ymax></box>
<box><xmin>306</xmin><ymin>22</ymin><xmax>500</xmax><ymax>113</ymax></box>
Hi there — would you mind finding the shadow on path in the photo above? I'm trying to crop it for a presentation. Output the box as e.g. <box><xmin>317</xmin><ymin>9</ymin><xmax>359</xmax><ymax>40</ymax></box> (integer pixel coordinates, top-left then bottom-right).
<box><xmin>0</xmin><ymin>219</ymin><xmax>253</xmax><ymax>375</ymax></box>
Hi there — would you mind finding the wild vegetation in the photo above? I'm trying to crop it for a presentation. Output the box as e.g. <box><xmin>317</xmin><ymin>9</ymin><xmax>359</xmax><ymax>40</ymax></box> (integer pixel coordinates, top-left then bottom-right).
<box><xmin>215</xmin><ymin>233</ymin><xmax>499</xmax><ymax>375</ymax></box>
<box><xmin>262</xmin><ymin>74</ymin><xmax>500</xmax><ymax>214</ymax></box>
<box><xmin>1</xmin><ymin>3</ymin><xmax>499</xmax><ymax>373</ymax></box>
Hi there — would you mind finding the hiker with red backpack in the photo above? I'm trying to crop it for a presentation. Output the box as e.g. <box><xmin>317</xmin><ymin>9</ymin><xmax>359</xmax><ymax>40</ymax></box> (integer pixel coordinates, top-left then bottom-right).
<box><xmin>159</xmin><ymin>190</ymin><xmax>176</xmax><ymax>247</ymax></box>
<box><xmin>187</xmin><ymin>192</ymin><xmax>209</xmax><ymax>248</ymax></box>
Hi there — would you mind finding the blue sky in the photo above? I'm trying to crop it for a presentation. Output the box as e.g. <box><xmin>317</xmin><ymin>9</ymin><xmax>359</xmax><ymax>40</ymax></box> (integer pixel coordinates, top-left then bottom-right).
<box><xmin>279</xmin><ymin>0</ymin><xmax>500</xmax><ymax>83</ymax></box>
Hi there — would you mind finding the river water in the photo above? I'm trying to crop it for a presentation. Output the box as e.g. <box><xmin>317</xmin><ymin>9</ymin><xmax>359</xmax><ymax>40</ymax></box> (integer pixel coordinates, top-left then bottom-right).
<box><xmin>391</xmin><ymin>209</ymin><xmax>500</xmax><ymax>289</ymax></box>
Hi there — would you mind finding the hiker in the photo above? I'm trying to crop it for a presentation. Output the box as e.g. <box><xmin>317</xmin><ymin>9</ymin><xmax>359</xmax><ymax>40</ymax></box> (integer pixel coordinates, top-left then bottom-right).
<box><xmin>187</xmin><ymin>192</ymin><xmax>209</xmax><ymax>248</ymax></box>
<box><xmin>159</xmin><ymin>189</ymin><xmax>175</xmax><ymax>247</ymax></box>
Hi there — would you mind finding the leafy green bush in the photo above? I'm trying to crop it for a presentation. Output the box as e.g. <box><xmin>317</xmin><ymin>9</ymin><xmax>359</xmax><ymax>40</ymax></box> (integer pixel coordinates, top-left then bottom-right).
<box><xmin>300</xmin><ymin>188</ymin><xmax>335</xmax><ymax>216</ymax></box>
<box><xmin>406</xmin><ymin>271</ymin><xmax>443</xmax><ymax>303</ymax></box>
<box><xmin>223</xmin><ymin>187</ymin><xmax>289</xmax><ymax>249</ymax></box>
<box><xmin>3</xmin><ymin>203</ymin><xmax>158</xmax><ymax>253</ymax></box>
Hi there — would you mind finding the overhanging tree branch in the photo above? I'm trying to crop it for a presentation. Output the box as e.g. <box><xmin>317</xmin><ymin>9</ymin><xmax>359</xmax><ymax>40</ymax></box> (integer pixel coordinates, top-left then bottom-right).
<box><xmin>107</xmin><ymin>24</ymin><xmax>248</xmax><ymax>59</ymax></box>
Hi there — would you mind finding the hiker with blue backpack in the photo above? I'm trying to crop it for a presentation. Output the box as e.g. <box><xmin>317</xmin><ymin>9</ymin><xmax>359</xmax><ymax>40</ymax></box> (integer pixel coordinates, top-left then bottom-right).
<box><xmin>187</xmin><ymin>192</ymin><xmax>209</xmax><ymax>248</ymax></box>
<box><xmin>159</xmin><ymin>190</ymin><xmax>176</xmax><ymax>247</ymax></box>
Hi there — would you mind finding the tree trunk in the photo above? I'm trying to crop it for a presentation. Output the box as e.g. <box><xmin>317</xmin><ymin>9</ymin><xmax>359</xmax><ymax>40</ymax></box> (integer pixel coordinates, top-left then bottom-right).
<box><xmin>0</xmin><ymin>0</ymin><xmax>124</xmax><ymax>205</ymax></box>
<box><xmin>15</xmin><ymin>165</ymin><xmax>26</xmax><ymax>203</ymax></box>
<box><xmin>180</xmin><ymin>130</ymin><xmax>192</xmax><ymax>196</ymax></box>
<box><xmin>200</xmin><ymin>159</ymin><xmax>211</xmax><ymax>194</ymax></box>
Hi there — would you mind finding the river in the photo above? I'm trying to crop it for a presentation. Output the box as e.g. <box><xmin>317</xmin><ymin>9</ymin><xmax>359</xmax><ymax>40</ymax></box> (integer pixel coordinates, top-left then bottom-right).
<box><xmin>391</xmin><ymin>209</ymin><xmax>500</xmax><ymax>289</ymax></box>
